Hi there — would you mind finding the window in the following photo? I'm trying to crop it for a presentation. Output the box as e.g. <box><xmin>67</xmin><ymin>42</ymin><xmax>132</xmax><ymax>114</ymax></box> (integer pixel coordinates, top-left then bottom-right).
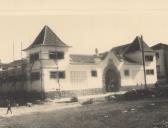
<box><xmin>145</xmin><ymin>55</ymin><xmax>153</xmax><ymax>61</ymax></box>
<box><xmin>49</xmin><ymin>51</ymin><xmax>64</xmax><ymax>59</ymax></box>
<box><xmin>91</xmin><ymin>70</ymin><xmax>97</xmax><ymax>77</ymax></box>
<box><xmin>30</xmin><ymin>53</ymin><xmax>39</xmax><ymax>63</ymax></box>
<box><xmin>146</xmin><ymin>69</ymin><xmax>154</xmax><ymax>75</ymax></box>
<box><xmin>57</xmin><ymin>52</ymin><xmax>64</xmax><ymax>59</ymax></box>
<box><xmin>50</xmin><ymin>71</ymin><xmax>65</xmax><ymax>79</ymax></box>
<box><xmin>124</xmin><ymin>70</ymin><xmax>130</xmax><ymax>76</ymax></box>
<box><xmin>156</xmin><ymin>65</ymin><xmax>161</xmax><ymax>73</ymax></box>
<box><xmin>31</xmin><ymin>72</ymin><xmax>40</xmax><ymax>81</ymax></box>
<box><xmin>156</xmin><ymin>52</ymin><xmax>159</xmax><ymax>59</ymax></box>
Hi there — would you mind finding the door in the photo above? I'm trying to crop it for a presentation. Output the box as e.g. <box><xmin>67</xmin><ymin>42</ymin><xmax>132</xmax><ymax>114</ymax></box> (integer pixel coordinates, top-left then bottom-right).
<box><xmin>105</xmin><ymin>69</ymin><xmax>119</xmax><ymax>92</ymax></box>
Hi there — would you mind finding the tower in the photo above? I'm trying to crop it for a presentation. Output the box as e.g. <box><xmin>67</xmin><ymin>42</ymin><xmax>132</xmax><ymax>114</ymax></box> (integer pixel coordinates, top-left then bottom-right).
<box><xmin>23</xmin><ymin>25</ymin><xmax>71</xmax><ymax>98</ymax></box>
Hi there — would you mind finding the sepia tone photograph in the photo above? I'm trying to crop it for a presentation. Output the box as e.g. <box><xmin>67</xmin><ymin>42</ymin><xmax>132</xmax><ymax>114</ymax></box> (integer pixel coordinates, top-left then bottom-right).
<box><xmin>0</xmin><ymin>0</ymin><xmax>168</xmax><ymax>127</ymax></box>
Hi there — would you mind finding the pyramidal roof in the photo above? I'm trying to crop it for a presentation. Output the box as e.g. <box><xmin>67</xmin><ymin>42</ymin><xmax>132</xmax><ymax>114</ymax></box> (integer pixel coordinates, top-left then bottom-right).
<box><xmin>24</xmin><ymin>25</ymin><xmax>69</xmax><ymax>50</ymax></box>
<box><xmin>123</xmin><ymin>36</ymin><xmax>153</xmax><ymax>54</ymax></box>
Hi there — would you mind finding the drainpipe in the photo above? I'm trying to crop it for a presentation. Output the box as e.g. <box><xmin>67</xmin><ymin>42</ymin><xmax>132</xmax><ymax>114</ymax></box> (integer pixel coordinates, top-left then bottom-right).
<box><xmin>40</xmin><ymin>45</ymin><xmax>44</xmax><ymax>100</ymax></box>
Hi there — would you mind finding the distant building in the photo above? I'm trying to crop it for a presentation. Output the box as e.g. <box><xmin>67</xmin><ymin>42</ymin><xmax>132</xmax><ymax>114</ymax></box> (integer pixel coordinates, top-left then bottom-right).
<box><xmin>0</xmin><ymin>25</ymin><xmax>157</xmax><ymax>99</ymax></box>
<box><xmin>151</xmin><ymin>43</ymin><xmax>168</xmax><ymax>84</ymax></box>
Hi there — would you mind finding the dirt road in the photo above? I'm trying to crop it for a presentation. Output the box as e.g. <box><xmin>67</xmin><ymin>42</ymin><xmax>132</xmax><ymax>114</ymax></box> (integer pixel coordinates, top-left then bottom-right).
<box><xmin>0</xmin><ymin>98</ymin><xmax>168</xmax><ymax>128</ymax></box>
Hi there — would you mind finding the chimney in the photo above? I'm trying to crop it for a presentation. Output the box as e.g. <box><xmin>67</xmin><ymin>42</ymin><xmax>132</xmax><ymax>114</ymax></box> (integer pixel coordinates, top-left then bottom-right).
<box><xmin>95</xmin><ymin>48</ymin><xmax>99</xmax><ymax>56</ymax></box>
<box><xmin>94</xmin><ymin>48</ymin><xmax>101</xmax><ymax>63</ymax></box>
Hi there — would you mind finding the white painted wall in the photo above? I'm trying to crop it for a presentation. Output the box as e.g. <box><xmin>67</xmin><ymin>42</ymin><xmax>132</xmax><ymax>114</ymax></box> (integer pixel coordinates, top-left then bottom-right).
<box><xmin>0</xmin><ymin>44</ymin><xmax>158</xmax><ymax>95</ymax></box>
<box><xmin>119</xmin><ymin>51</ymin><xmax>157</xmax><ymax>86</ymax></box>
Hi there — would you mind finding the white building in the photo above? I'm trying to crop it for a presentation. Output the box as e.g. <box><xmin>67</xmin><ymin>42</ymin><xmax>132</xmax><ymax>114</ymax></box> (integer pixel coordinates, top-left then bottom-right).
<box><xmin>0</xmin><ymin>25</ymin><xmax>157</xmax><ymax>99</ymax></box>
<box><xmin>151</xmin><ymin>43</ymin><xmax>168</xmax><ymax>84</ymax></box>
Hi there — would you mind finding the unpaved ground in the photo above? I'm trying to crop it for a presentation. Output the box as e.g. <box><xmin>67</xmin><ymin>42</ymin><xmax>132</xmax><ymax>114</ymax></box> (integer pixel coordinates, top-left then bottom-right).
<box><xmin>0</xmin><ymin>98</ymin><xmax>168</xmax><ymax>128</ymax></box>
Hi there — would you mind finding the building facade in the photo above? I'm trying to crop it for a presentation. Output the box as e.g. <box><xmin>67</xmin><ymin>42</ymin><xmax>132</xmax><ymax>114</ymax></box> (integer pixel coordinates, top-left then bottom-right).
<box><xmin>151</xmin><ymin>43</ymin><xmax>168</xmax><ymax>84</ymax></box>
<box><xmin>0</xmin><ymin>26</ymin><xmax>157</xmax><ymax>99</ymax></box>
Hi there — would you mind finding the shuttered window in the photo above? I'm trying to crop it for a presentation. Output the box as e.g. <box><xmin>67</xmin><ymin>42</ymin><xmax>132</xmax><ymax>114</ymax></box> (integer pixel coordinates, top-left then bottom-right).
<box><xmin>30</xmin><ymin>53</ymin><xmax>39</xmax><ymax>63</ymax></box>
<box><xmin>50</xmin><ymin>71</ymin><xmax>65</xmax><ymax>79</ymax></box>
<box><xmin>146</xmin><ymin>69</ymin><xmax>154</xmax><ymax>75</ymax></box>
<box><xmin>145</xmin><ymin>55</ymin><xmax>153</xmax><ymax>61</ymax></box>
<box><xmin>49</xmin><ymin>52</ymin><xmax>64</xmax><ymax>59</ymax></box>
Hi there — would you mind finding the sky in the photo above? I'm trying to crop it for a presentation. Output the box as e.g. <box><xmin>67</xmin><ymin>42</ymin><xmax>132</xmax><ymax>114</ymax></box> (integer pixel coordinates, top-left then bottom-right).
<box><xmin>1</xmin><ymin>0</ymin><xmax>168</xmax><ymax>62</ymax></box>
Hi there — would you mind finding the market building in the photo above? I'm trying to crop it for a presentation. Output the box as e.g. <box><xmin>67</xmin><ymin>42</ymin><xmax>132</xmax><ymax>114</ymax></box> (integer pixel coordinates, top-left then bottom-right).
<box><xmin>0</xmin><ymin>25</ymin><xmax>157</xmax><ymax>99</ymax></box>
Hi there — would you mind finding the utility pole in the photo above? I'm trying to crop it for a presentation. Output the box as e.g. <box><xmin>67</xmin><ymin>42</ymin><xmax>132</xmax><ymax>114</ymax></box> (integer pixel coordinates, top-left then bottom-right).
<box><xmin>141</xmin><ymin>36</ymin><xmax>147</xmax><ymax>88</ymax></box>
<box><xmin>21</xmin><ymin>42</ymin><xmax>23</xmax><ymax>60</ymax></box>
<box><xmin>54</xmin><ymin>47</ymin><xmax>61</xmax><ymax>98</ymax></box>
<box><xmin>20</xmin><ymin>42</ymin><xmax>24</xmax><ymax>91</ymax></box>
<box><xmin>13</xmin><ymin>41</ymin><xmax>15</xmax><ymax>61</ymax></box>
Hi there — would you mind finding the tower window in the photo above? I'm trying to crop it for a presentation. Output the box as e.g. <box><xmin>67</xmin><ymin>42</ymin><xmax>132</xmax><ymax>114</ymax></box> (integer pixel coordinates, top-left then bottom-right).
<box><xmin>50</xmin><ymin>71</ymin><xmax>65</xmax><ymax>79</ymax></box>
<box><xmin>49</xmin><ymin>52</ymin><xmax>64</xmax><ymax>59</ymax></box>
<box><xmin>30</xmin><ymin>53</ymin><xmax>39</xmax><ymax>63</ymax></box>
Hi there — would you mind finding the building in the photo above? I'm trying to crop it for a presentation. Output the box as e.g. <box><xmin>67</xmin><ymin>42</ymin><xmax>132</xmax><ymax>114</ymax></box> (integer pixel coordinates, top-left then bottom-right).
<box><xmin>0</xmin><ymin>25</ymin><xmax>157</xmax><ymax>99</ymax></box>
<box><xmin>111</xmin><ymin>36</ymin><xmax>157</xmax><ymax>90</ymax></box>
<box><xmin>151</xmin><ymin>43</ymin><xmax>168</xmax><ymax>84</ymax></box>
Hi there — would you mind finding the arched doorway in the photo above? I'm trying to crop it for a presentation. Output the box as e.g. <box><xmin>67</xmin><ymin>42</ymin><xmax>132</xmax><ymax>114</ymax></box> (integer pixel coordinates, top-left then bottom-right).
<box><xmin>103</xmin><ymin>60</ymin><xmax>121</xmax><ymax>92</ymax></box>
<box><xmin>105</xmin><ymin>69</ymin><xmax>120</xmax><ymax>92</ymax></box>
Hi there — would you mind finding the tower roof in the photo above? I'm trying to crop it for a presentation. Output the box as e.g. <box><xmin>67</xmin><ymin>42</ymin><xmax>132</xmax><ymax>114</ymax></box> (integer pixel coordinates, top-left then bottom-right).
<box><xmin>24</xmin><ymin>25</ymin><xmax>69</xmax><ymax>50</ymax></box>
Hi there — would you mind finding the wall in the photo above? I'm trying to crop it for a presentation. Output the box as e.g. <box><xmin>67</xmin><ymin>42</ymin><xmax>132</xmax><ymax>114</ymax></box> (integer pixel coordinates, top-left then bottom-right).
<box><xmin>120</xmin><ymin>51</ymin><xmax>157</xmax><ymax>87</ymax></box>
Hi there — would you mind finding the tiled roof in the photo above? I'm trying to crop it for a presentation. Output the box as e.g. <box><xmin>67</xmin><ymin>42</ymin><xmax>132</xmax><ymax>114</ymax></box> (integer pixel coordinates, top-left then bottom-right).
<box><xmin>24</xmin><ymin>25</ymin><xmax>69</xmax><ymax>50</ymax></box>
<box><xmin>111</xmin><ymin>36</ymin><xmax>154</xmax><ymax>64</ymax></box>
<box><xmin>151</xmin><ymin>43</ymin><xmax>168</xmax><ymax>50</ymax></box>
<box><xmin>70</xmin><ymin>52</ymin><xmax>108</xmax><ymax>64</ymax></box>
<box><xmin>8</xmin><ymin>59</ymin><xmax>27</xmax><ymax>67</ymax></box>
<box><xmin>70</xmin><ymin>54</ymin><xmax>95</xmax><ymax>63</ymax></box>
<box><xmin>0</xmin><ymin>59</ymin><xmax>27</xmax><ymax>70</ymax></box>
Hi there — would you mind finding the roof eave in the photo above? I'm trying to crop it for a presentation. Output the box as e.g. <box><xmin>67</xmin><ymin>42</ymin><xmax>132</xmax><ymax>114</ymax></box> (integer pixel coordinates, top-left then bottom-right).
<box><xmin>23</xmin><ymin>44</ymin><xmax>72</xmax><ymax>51</ymax></box>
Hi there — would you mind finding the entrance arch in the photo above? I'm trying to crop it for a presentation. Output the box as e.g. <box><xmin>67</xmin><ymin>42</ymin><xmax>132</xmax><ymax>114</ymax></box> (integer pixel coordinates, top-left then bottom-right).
<box><xmin>103</xmin><ymin>61</ymin><xmax>121</xmax><ymax>92</ymax></box>
<box><xmin>105</xmin><ymin>69</ymin><xmax>120</xmax><ymax>92</ymax></box>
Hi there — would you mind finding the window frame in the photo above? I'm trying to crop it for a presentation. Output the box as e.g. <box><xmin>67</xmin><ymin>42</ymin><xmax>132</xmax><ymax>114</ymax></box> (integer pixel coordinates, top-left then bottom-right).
<box><xmin>145</xmin><ymin>55</ymin><xmax>153</xmax><ymax>62</ymax></box>
<box><xmin>49</xmin><ymin>51</ymin><xmax>64</xmax><ymax>60</ymax></box>
<box><xmin>30</xmin><ymin>72</ymin><xmax>40</xmax><ymax>81</ymax></box>
<box><xmin>156</xmin><ymin>52</ymin><xmax>159</xmax><ymax>59</ymax></box>
<box><xmin>50</xmin><ymin>71</ymin><xmax>66</xmax><ymax>79</ymax></box>
<box><xmin>146</xmin><ymin>69</ymin><xmax>154</xmax><ymax>75</ymax></box>
<box><xmin>91</xmin><ymin>70</ymin><xmax>97</xmax><ymax>77</ymax></box>
<box><xmin>124</xmin><ymin>69</ymin><xmax>130</xmax><ymax>77</ymax></box>
<box><xmin>30</xmin><ymin>53</ymin><xmax>39</xmax><ymax>63</ymax></box>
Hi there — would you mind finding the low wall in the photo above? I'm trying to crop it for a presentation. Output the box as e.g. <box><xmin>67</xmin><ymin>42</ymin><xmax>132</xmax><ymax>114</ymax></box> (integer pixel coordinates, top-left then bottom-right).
<box><xmin>45</xmin><ymin>88</ymin><xmax>104</xmax><ymax>99</ymax></box>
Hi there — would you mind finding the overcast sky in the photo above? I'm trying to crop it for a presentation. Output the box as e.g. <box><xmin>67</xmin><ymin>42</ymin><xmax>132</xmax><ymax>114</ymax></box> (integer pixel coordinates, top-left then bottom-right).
<box><xmin>1</xmin><ymin>0</ymin><xmax>168</xmax><ymax>62</ymax></box>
